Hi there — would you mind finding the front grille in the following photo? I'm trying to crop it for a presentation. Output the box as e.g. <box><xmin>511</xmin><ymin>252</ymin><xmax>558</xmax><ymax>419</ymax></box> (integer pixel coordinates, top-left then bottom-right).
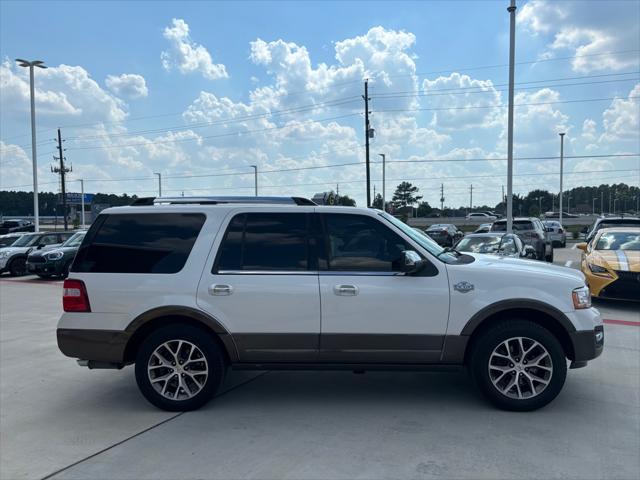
<box><xmin>600</xmin><ymin>277</ymin><xmax>640</xmax><ymax>300</ymax></box>
<box><xmin>27</xmin><ymin>255</ymin><xmax>46</xmax><ymax>263</ymax></box>
<box><xmin>616</xmin><ymin>270</ymin><xmax>640</xmax><ymax>282</ymax></box>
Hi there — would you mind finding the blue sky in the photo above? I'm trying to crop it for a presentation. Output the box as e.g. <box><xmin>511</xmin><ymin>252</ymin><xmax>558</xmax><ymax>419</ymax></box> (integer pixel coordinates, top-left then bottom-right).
<box><xmin>1</xmin><ymin>0</ymin><xmax>639</xmax><ymax>207</ymax></box>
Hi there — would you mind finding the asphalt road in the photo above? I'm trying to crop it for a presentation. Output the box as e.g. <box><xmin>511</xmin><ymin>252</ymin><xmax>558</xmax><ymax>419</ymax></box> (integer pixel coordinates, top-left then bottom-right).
<box><xmin>1</xmin><ymin>251</ymin><xmax>638</xmax><ymax>480</ymax></box>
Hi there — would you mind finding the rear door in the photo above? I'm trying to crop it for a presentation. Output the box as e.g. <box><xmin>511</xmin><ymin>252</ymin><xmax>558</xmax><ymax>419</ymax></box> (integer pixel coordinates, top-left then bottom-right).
<box><xmin>197</xmin><ymin>209</ymin><xmax>321</xmax><ymax>363</ymax></box>
<box><xmin>317</xmin><ymin>212</ymin><xmax>450</xmax><ymax>363</ymax></box>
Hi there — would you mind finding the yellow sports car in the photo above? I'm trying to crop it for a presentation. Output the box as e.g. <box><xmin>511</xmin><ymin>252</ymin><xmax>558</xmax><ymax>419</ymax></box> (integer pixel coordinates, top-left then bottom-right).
<box><xmin>577</xmin><ymin>227</ymin><xmax>640</xmax><ymax>300</ymax></box>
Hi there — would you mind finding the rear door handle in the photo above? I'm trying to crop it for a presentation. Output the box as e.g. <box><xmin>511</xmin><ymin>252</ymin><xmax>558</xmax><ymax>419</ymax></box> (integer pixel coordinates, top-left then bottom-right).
<box><xmin>209</xmin><ymin>284</ymin><xmax>233</xmax><ymax>296</ymax></box>
<box><xmin>334</xmin><ymin>284</ymin><xmax>358</xmax><ymax>296</ymax></box>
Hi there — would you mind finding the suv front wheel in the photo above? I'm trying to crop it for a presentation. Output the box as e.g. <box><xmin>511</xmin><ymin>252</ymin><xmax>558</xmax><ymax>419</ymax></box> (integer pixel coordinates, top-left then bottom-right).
<box><xmin>469</xmin><ymin>320</ymin><xmax>567</xmax><ymax>411</ymax></box>
<box><xmin>135</xmin><ymin>325</ymin><xmax>226</xmax><ymax>411</ymax></box>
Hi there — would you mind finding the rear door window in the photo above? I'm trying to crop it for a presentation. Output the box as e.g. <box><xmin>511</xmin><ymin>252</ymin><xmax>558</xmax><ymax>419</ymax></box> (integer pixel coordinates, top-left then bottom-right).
<box><xmin>74</xmin><ymin>213</ymin><xmax>205</xmax><ymax>273</ymax></box>
<box><xmin>215</xmin><ymin>212</ymin><xmax>312</xmax><ymax>272</ymax></box>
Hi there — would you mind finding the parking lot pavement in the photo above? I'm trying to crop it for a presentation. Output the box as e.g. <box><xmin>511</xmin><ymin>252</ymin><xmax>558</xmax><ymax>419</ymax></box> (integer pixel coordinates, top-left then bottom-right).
<box><xmin>1</xmin><ymin>265</ymin><xmax>638</xmax><ymax>480</ymax></box>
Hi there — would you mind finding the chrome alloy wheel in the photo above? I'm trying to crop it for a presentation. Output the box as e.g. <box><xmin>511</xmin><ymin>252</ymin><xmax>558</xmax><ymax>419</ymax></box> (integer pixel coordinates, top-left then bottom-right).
<box><xmin>147</xmin><ymin>340</ymin><xmax>208</xmax><ymax>401</ymax></box>
<box><xmin>488</xmin><ymin>337</ymin><xmax>553</xmax><ymax>400</ymax></box>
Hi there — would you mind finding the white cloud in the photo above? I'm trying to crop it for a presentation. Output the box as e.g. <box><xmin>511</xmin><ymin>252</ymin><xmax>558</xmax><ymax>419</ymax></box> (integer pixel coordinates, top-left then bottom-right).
<box><xmin>517</xmin><ymin>0</ymin><xmax>639</xmax><ymax>73</ymax></box>
<box><xmin>1</xmin><ymin>59</ymin><xmax>127</xmax><ymax>127</ymax></box>
<box><xmin>161</xmin><ymin>18</ymin><xmax>228</xmax><ymax>80</ymax></box>
<box><xmin>600</xmin><ymin>83</ymin><xmax>640</xmax><ymax>142</ymax></box>
<box><xmin>105</xmin><ymin>74</ymin><xmax>148</xmax><ymax>99</ymax></box>
<box><xmin>421</xmin><ymin>73</ymin><xmax>502</xmax><ymax>130</ymax></box>
<box><xmin>581</xmin><ymin>118</ymin><xmax>597</xmax><ymax>142</ymax></box>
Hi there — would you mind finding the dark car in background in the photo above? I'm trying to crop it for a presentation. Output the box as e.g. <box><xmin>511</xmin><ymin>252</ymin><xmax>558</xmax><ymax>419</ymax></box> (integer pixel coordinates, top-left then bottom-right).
<box><xmin>27</xmin><ymin>231</ymin><xmax>86</xmax><ymax>279</ymax></box>
<box><xmin>454</xmin><ymin>233</ymin><xmax>537</xmax><ymax>259</ymax></box>
<box><xmin>491</xmin><ymin>217</ymin><xmax>553</xmax><ymax>262</ymax></box>
<box><xmin>0</xmin><ymin>219</ymin><xmax>35</xmax><ymax>234</ymax></box>
<box><xmin>424</xmin><ymin>224</ymin><xmax>464</xmax><ymax>247</ymax></box>
<box><xmin>583</xmin><ymin>217</ymin><xmax>640</xmax><ymax>243</ymax></box>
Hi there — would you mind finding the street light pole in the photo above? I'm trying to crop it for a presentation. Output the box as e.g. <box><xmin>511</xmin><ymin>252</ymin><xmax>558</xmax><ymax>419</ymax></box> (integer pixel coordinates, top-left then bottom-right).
<box><xmin>592</xmin><ymin>198</ymin><xmax>597</xmax><ymax>216</ymax></box>
<box><xmin>559</xmin><ymin>132</ymin><xmax>565</xmax><ymax>226</ymax></box>
<box><xmin>154</xmin><ymin>172</ymin><xmax>162</xmax><ymax>197</ymax></box>
<box><xmin>378</xmin><ymin>154</ymin><xmax>386</xmax><ymax>212</ymax></box>
<box><xmin>80</xmin><ymin>179</ymin><xmax>85</xmax><ymax>229</ymax></box>
<box><xmin>16</xmin><ymin>59</ymin><xmax>47</xmax><ymax>232</ymax></box>
<box><xmin>250</xmin><ymin>165</ymin><xmax>258</xmax><ymax>196</ymax></box>
<box><xmin>506</xmin><ymin>0</ymin><xmax>517</xmax><ymax>233</ymax></box>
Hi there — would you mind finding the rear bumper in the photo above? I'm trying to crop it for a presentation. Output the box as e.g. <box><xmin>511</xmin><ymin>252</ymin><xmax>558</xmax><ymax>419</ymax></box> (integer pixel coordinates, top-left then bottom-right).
<box><xmin>569</xmin><ymin>325</ymin><xmax>604</xmax><ymax>362</ymax></box>
<box><xmin>57</xmin><ymin>328</ymin><xmax>130</xmax><ymax>364</ymax></box>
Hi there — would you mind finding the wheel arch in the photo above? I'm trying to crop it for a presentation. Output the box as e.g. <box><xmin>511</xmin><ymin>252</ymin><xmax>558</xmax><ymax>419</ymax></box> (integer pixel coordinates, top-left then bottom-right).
<box><xmin>460</xmin><ymin>300</ymin><xmax>577</xmax><ymax>363</ymax></box>
<box><xmin>123</xmin><ymin>306</ymin><xmax>238</xmax><ymax>364</ymax></box>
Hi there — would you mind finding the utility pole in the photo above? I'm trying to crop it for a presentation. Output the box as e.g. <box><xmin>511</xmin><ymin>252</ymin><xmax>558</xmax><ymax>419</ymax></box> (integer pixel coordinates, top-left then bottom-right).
<box><xmin>506</xmin><ymin>0</ymin><xmax>517</xmax><ymax>233</ymax></box>
<box><xmin>538</xmin><ymin>196</ymin><xmax>542</xmax><ymax>215</ymax></box>
<box><xmin>609</xmin><ymin>190</ymin><xmax>612</xmax><ymax>214</ymax></box>
<box><xmin>601</xmin><ymin>191</ymin><xmax>603</xmax><ymax>216</ymax></box>
<box><xmin>250</xmin><ymin>165</ymin><xmax>258</xmax><ymax>196</ymax></box>
<box><xmin>559</xmin><ymin>132</ymin><xmax>565</xmax><ymax>226</ymax></box>
<box><xmin>52</xmin><ymin>128</ymin><xmax>71</xmax><ymax>230</ymax></box>
<box><xmin>469</xmin><ymin>184</ymin><xmax>473</xmax><ymax>211</ymax></box>
<box><xmin>363</xmin><ymin>80</ymin><xmax>371</xmax><ymax>207</ymax></box>
<box><xmin>592</xmin><ymin>198</ymin><xmax>597</xmax><ymax>215</ymax></box>
<box><xmin>154</xmin><ymin>172</ymin><xmax>162</xmax><ymax>197</ymax></box>
<box><xmin>440</xmin><ymin>184</ymin><xmax>445</xmax><ymax>213</ymax></box>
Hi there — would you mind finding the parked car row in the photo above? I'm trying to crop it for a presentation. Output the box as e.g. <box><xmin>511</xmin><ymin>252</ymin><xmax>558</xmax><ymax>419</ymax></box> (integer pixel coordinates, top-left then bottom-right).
<box><xmin>0</xmin><ymin>231</ymin><xmax>81</xmax><ymax>277</ymax></box>
<box><xmin>418</xmin><ymin>217</ymin><xmax>555</xmax><ymax>262</ymax></box>
<box><xmin>0</xmin><ymin>219</ymin><xmax>35</xmax><ymax>234</ymax></box>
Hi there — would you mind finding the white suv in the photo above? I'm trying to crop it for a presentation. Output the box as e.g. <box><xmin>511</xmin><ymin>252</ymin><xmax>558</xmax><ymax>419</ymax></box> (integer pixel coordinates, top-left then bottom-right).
<box><xmin>57</xmin><ymin>197</ymin><xmax>603</xmax><ymax>412</ymax></box>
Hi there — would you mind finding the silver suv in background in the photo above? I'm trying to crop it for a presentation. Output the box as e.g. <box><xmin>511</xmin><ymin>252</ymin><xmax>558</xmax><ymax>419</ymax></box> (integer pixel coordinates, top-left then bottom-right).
<box><xmin>491</xmin><ymin>218</ymin><xmax>553</xmax><ymax>262</ymax></box>
<box><xmin>542</xmin><ymin>221</ymin><xmax>567</xmax><ymax>248</ymax></box>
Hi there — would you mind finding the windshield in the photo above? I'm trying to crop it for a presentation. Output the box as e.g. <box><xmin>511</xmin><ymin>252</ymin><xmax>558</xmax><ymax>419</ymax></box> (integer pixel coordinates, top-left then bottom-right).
<box><xmin>492</xmin><ymin>221</ymin><xmax>533</xmax><ymax>232</ymax></box>
<box><xmin>62</xmin><ymin>232</ymin><xmax>86</xmax><ymax>247</ymax></box>
<box><xmin>379</xmin><ymin>212</ymin><xmax>457</xmax><ymax>262</ymax></box>
<box><xmin>596</xmin><ymin>231</ymin><xmax>640</xmax><ymax>251</ymax></box>
<box><xmin>456</xmin><ymin>235</ymin><xmax>503</xmax><ymax>253</ymax></box>
<box><xmin>10</xmin><ymin>234</ymin><xmax>40</xmax><ymax>247</ymax></box>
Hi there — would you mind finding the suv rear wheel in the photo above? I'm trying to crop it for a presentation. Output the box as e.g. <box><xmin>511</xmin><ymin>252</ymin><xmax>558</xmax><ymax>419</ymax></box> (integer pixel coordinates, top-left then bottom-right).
<box><xmin>469</xmin><ymin>320</ymin><xmax>567</xmax><ymax>411</ymax></box>
<box><xmin>135</xmin><ymin>325</ymin><xmax>226</xmax><ymax>411</ymax></box>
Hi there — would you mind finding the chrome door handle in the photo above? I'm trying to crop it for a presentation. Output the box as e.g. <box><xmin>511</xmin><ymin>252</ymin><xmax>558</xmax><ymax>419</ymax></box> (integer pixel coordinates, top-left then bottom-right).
<box><xmin>334</xmin><ymin>284</ymin><xmax>358</xmax><ymax>296</ymax></box>
<box><xmin>209</xmin><ymin>284</ymin><xmax>233</xmax><ymax>296</ymax></box>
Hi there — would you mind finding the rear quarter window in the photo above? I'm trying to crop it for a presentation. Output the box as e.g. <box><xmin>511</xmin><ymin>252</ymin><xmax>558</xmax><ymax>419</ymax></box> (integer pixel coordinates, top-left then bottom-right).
<box><xmin>73</xmin><ymin>213</ymin><xmax>205</xmax><ymax>274</ymax></box>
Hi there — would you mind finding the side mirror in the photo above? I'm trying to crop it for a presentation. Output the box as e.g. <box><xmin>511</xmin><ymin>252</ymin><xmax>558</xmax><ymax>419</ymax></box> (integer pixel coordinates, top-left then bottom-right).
<box><xmin>522</xmin><ymin>245</ymin><xmax>536</xmax><ymax>258</ymax></box>
<box><xmin>398</xmin><ymin>250</ymin><xmax>425</xmax><ymax>275</ymax></box>
<box><xmin>576</xmin><ymin>242</ymin><xmax>588</xmax><ymax>252</ymax></box>
<box><xmin>37</xmin><ymin>243</ymin><xmax>45</xmax><ymax>249</ymax></box>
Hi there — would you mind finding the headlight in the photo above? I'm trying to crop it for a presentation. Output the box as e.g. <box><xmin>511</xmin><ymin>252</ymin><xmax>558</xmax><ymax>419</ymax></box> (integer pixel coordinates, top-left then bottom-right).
<box><xmin>46</xmin><ymin>251</ymin><xmax>64</xmax><ymax>261</ymax></box>
<box><xmin>572</xmin><ymin>286</ymin><xmax>592</xmax><ymax>310</ymax></box>
<box><xmin>588</xmin><ymin>263</ymin><xmax>610</xmax><ymax>275</ymax></box>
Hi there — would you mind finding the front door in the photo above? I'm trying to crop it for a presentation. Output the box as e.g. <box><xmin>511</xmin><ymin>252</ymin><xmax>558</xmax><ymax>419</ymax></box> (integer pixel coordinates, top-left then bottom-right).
<box><xmin>197</xmin><ymin>209</ymin><xmax>320</xmax><ymax>363</ymax></box>
<box><xmin>318</xmin><ymin>212</ymin><xmax>450</xmax><ymax>363</ymax></box>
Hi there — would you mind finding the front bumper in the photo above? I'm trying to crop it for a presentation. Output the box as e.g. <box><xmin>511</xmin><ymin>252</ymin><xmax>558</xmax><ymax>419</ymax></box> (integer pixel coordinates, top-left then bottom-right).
<box><xmin>27</xmin><ymin>260</ymin><xmax>64</xmax><ymax>275</ymax></box>
<box><xmin>569</xmin><ymin>325</ymin><xmax>604</xmax><ymax>363</ymax></box>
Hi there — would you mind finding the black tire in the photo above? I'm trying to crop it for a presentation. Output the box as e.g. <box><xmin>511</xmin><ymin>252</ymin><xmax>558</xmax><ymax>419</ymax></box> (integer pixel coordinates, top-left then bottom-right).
<box><xmin>8</xmin><ymin>257</ymin><xmax>27</xmax><ymax>276</ymax></box>
<box><xmin>561</xmin><ymin>241</ymin><xmax>566</xmax><ymax>248</ymax></box>
<box><xmin>135</xmin><ymin>324</ymin><xmax>226</xmax><ymax>411</ymax></box>
<box><xmin>545</xmin><ymin>246</ymin><xmax>554</xmax><ymax>263</ymax></box>
<box><xmin>469</xmin><ymin>320</ymin><xmax>567</xmax><ymax>411</ymax></box>
<box><xmin>37</xmin><ymin>274</ymin><xmax>52</xmax><ymax>279</ymax></box>
<box><xmin>61</xmin><ymin>261</ymin><xmax>72</xmax><ymax>279</ymax></box>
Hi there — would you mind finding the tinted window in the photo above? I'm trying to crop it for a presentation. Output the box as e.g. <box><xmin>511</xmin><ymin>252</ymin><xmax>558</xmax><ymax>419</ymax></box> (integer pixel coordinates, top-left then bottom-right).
<box><xmin>40</xmin><ymin>234</ymin><xmax>59</xmax><ymax>245</ymax></box>
<box><xmin>74</xmin><ymin>213</ymin><xmax>205</xmax><ymax>274</ymax></box>
<box><xmin>216</xmin><ymin>213</ymin><xmax>310</xmax><ymax>272</ymax></box>
<box><xmin>492</xmin><ymin>221</ymin><xmax>534</xmax><ymax>232</ymax></box>
<box><xmin>323</xmin><ymin>213</ymin><xmax>412</xmax><ymax>271</ymax></box>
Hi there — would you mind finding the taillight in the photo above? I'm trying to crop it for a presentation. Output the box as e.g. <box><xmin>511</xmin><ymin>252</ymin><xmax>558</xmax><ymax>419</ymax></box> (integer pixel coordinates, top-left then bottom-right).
<box><xmin>63</xmin><ymin>279</ymin><xmax>91</xmax><ymax>312</ymax></box>
<box><xmin>558</xmin><ymin>228</ymin><xmax>564</xmax><ymax>233</ymax></box>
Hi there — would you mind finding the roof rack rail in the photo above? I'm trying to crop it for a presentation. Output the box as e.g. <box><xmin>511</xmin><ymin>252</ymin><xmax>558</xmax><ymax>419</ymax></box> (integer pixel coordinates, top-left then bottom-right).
<box><xmin>130</xmin><ymin>196</ymin><xmax>316</xmax><ymax>206</ymax></box>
